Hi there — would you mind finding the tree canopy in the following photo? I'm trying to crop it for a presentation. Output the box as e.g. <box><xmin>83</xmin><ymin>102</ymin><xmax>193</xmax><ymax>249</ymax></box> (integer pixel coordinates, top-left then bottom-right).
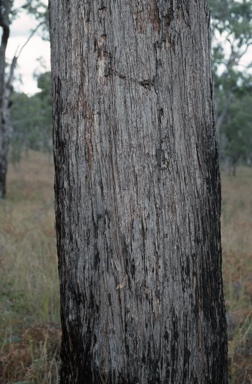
<box><xmin>10</xmin><ymin>71</ymin><xmax>52</xmax><ymax>164</ymax></box>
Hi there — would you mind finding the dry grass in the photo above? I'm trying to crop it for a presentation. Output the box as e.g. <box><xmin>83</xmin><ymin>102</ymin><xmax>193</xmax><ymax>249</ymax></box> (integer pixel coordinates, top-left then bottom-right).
<box><xmin>0</xmin><ymin>151</ymin><xmax>60</xmax><ymax>384</ymax></box>
<box><xmin>0</xmin><ymin>152</ymin><xmax>251</xmax><ymax>383</ymax></box>
<box><xmin>221</xmin><ymin>167</ymin><xmax>252</xmax><ymax>383</ymax></box>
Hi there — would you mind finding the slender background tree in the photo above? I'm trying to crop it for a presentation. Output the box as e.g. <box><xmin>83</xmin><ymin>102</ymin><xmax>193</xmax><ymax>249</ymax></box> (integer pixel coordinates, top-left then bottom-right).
<box><xmin>0</xmin><ymin>0</ymin><xmax>48</xmax><ymax>198</ymax></box>
<box><xmin>0</xmin><ymin>0</ymin><xmax>13</xmax><ymax>198</ymax></box>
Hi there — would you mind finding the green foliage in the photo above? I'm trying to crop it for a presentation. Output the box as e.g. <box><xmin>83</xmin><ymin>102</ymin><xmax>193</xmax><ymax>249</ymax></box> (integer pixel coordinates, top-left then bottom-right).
<box><xmin>210</xmin><ymin>0</ymin><xmax>252</xmax><ymax>172</ymax></box>
<box><xmin>10</xmin><ymin>72</ymin><xmax>52</xmax><ymax>164</ymax></box>
<box><xmin>220</xmin><ymin>94</ymin><xmax>252</xmax><ymax>170</ymax></box>
<box><xmin>211</xmin><ymin>0</ymin><xmax>252</xmax><ymax>39</ymax></box>
<box><xmin>21</xmin><ymin>0</ymin><xmax>49</xmax><ymax>40</ymax></box>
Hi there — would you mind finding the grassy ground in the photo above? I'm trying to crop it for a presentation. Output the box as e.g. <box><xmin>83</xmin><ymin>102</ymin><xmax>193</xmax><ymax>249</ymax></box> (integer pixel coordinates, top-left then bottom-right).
<box><xmin>0</xmin><ymin>151</ymin><xmax>251</xmax><ymax>383</ymax></box>
<box><xmin>0</xmin><ymin>152</ymin><xmax>60</xmax><ymax>384</ymax></box>
<box><xmin>221</xmin><ymin>167</ymin><xmax>252</xmax><ymax>383</ymax></box>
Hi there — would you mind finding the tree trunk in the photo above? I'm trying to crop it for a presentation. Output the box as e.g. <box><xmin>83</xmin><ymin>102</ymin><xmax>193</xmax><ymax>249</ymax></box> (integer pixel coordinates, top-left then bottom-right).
<box><xmin>0</xmin><ymin>0</ymin><xmax>11</xmax><ymax>198</ymax></box>
<box><xmin>0</xmin><ymin>81</ymin><xmax>12</xmax><ymax>198</ymax></box>
<box><xmin>50</xmin><ymin>1</ymin><xmax>228</xmax><ymax>383</ymax></box>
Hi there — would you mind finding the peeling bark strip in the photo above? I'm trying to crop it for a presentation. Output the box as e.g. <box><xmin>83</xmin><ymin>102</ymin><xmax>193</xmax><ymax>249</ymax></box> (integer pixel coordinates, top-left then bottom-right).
<box><xmin>50</xmin><ymin>1</ymin><xmax>228</xmax><ymax>383</ymax></box>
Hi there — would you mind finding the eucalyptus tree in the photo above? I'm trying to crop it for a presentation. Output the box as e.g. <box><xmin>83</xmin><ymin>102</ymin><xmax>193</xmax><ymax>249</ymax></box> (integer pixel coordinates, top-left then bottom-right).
<box><xmin>50</xmin><ymin>1</ymin><xmax>228</xmax><ymax>383</ymax></box>
<box><xmin>0</xmin><ymin>0</ymin><xmax>13</xmax><ymax>198</ymax></box>
<box><xmin>0</xmin><ymin>0</ymin><xmax>48</xmax><ymax>198</ymax></box>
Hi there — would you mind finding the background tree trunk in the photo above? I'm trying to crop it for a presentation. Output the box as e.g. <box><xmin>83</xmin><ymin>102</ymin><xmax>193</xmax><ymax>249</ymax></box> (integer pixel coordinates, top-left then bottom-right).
<box><xmin>0</xmin><ymin>0</ymin><xmax>11</xmax><ymax>198</ymax></box>
<box><xmin>50</xmin><ymin>1</ymin><xmax>228</xmax><ymax>383</ymax></box>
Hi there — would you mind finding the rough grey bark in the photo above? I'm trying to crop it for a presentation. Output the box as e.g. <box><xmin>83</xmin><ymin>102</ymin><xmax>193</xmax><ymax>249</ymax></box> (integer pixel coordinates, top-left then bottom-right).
<box><xmin>50</xmin><ymin>1</ymin><xmax>228</xmax><ymax>383</ymax></box>
<box><xmin>0</xmin><ymin>0</ymin><xmax>12</xmax><ymax>198</ymax></box>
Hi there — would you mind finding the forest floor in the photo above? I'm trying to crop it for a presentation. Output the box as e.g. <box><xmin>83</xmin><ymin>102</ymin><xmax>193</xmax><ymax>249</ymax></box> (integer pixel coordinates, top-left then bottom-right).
<box><xmin>0</xmin><ymin>151</ymin><xmax>251</xmax><ymax>383</ymax></box>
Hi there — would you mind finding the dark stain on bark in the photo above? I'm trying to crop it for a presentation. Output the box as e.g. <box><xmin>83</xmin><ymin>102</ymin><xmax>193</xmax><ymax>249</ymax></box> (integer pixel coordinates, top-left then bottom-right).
<box><xmin>84</xmin><ymin>134</ymin><xmax>93</xmax><ymax>169</ymax></box>
<box><xmin>181</xmin><ymin>255</ymin><xmax>191</xmax><ymax>293</ymax></box>
<box><xmin>134</xmin><ymin>4</ymin><xmax>145</xmax><ymax>34</ymax></box>
<box><xmin>170</xmin><ymin>310</ymin><xmax>179</xmax><ymax>382</ymax></box>
<box><xmin>164</xmin><ymin>6</ymin><xmax>174</xmax><ymax>29</ymax></box>
<box><xmin>147</xmin><ymin>362</ymin><xmax>161</xmax><ymax>383</ymax></box>
<box><xmin>150</xmin><ymin>0</ymin><xmax>160</xmax><ymax>33</ymax></box>
<box><xmin>158</xmin><ymin>107</ymin><xmax>163</xmax><ymax>125</ymax></box>
<box><xmin>97</xmin><ymin>34</ymin><xmax>107</xmax><ymax>60</ymax></box>
<box><xmin>177</xmin><ymin>3</ymin><xmax>191</xmax><ymax>28</ymax></box>
<box><xmin>130</xmin><ymin>258</ymin><xmax>136</xmax><ymax>278</ymax></box>
<box><xmin>182</xmin><ymin>318</ymin><xmax>191</xmax><ymax>381</ymax></box>
<box><xmin>156</xmin><ymin>2</ymin><xmax>174</xmax><ymax>41</ymax></box>
<box><xmin>94</xmin><ymin>251</ymin><xmax>100</xmax><ymax>270</ymax></box>
<box><xmin>98</xmin><ymin>5</ymin><xmax>106</xmax><ymax>23</ymax></box>
<box><xmin>133</xmin><ymin>0</ymin><xmax>161</xmax><ymax>34</ymax></box>
<box><xmin>60</xmin><ymin>314</ymin><xmax>91</xmax><ymax>383</ymax></box>
<box><xmin>94</xmin><ymin>36</ymin><xmax>97</xmax><ymax>52</ymax></box>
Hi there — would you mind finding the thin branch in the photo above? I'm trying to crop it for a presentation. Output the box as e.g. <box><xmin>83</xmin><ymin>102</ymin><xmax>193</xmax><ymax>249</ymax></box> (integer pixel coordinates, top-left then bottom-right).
<box><xmin>16</xmin><ymin>21</ymin><xmax>45</xmax><ymax>59</ymax></box>
<box><xmin>6</xmin><ymin>21</ymin><xmax>45</xmax><ymax>88</ymax></box>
